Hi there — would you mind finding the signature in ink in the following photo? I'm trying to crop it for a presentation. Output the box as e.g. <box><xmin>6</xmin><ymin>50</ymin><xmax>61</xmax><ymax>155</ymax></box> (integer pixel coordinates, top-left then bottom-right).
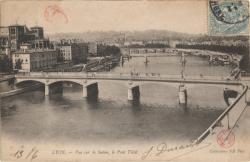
<box><xmin>141</xmin><ymin>142</ymin><xmax>211</xmax><ymax>160</ymax></box>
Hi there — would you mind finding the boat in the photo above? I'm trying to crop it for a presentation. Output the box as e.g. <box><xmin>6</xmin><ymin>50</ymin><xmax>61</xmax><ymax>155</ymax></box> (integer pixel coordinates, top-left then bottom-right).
<box><xmin>223</xmin><ymin>88</ymin><xmax>238</xmax><ymax>106</ymax></box>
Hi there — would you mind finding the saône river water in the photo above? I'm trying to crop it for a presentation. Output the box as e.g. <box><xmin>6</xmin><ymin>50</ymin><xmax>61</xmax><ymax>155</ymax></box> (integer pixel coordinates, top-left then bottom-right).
<box><xmin>1</xmin><ymin>55</ymin><xmax>236</xmax><ymax>145</ymax></box>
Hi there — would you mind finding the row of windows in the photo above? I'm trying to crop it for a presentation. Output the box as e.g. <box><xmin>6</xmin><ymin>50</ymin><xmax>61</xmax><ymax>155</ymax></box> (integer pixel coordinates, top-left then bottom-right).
<box><xmin>31</xmin><ymin>60</ymin><xmax>56</xmax><ymax>70</ymax></box>
<box><xmin>31</xmin><ymin>55</ymin><xmax>57</xmax><ymax>60</ymax></box>
<box><xmin>14</xmin><ymin>58</ymin><xmax>28</xmax><ymax>63</ymax></box>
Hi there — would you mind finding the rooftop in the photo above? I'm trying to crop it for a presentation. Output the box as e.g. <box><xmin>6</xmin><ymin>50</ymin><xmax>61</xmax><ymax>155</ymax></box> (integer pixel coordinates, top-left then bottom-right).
<box><xmin>30</xmin><ymin>26</ymin><xmax>43</xmax><ymax>29</ymax></box>
<box><xmin>8</xmin><ymin>24</ymin><xmax>26</xmax><ymax>27</ymax></box>
<box><xmin>33</xmin><ymin>38</ymin><xmax>50</xmax><ymax>42</ymax></box>
<box><xmin>13</xmin><ymin>48</ymin><xmax>57</xmax><ymax>54</ymax></box>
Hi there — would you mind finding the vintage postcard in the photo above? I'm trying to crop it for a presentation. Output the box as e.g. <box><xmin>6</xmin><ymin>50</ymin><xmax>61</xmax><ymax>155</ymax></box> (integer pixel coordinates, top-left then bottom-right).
<box><xmin>0</xmin><ymin>0</ymin><xmax>250</xmax><ymax>162</ymax></box>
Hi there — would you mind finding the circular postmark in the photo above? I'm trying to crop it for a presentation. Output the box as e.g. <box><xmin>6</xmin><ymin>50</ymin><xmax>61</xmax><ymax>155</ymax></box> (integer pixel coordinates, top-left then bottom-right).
<box><xmin>209</xmin><ymin>0</ymin><xmax>249</xmax><ymax>24</ymax></box>
<box><xmin>44</xmin><ymin>4</ymin><xmax>68</xmax><ymax>24</ymax></box>
<box><xmin>217</xmin><ymin>129</ymin><xmax>235</xmax><ymax>148</ymax></box>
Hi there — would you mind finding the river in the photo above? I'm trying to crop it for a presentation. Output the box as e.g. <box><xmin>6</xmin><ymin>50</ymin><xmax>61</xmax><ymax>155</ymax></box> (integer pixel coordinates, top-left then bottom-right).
<box><xmin>0</xmin><ymin>55</ymin><xmax>237</xmax><ymax>145</ymax></box>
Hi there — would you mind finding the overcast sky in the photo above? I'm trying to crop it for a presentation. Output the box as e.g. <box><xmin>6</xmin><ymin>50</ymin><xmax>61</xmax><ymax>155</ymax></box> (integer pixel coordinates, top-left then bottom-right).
<box><xmin>1</xmin><ymin>0</ymin><xmax>208</xmax><ymax>34</ymax></box>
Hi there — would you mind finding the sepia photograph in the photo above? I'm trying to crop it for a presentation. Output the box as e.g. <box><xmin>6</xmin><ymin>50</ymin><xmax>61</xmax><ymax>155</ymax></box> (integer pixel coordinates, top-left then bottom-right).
<box><xmin>0</xmin><ymin>0</ymin><xmax>249</xmax><ymax>161</ymax></box>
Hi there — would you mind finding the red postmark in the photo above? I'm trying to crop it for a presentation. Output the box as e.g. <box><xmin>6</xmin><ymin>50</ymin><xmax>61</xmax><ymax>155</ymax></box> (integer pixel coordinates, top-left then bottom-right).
<box><xmin>44</xmin><ymin>4</ymin><xmax>68</xmax><ymax>24</ymax></box>
<box><xmin>217</xmin><ymin>129</ymin><xmax>235</xmax><ymax>148</ymax></box>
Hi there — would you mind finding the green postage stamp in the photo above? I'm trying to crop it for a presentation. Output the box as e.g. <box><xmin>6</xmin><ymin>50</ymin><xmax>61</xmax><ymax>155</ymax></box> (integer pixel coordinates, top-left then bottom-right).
<box><xmin>209</xmin><ymin>0</ymin><xmax>249</xmax><ymax>35</ymax></box>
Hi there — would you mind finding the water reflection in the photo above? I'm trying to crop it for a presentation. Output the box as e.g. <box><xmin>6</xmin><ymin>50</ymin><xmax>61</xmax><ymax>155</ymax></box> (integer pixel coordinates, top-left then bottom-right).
<box><xmin>1</xmin><ymin>83</ymin><xmax>228</xmax><ymax>144</ymax></box>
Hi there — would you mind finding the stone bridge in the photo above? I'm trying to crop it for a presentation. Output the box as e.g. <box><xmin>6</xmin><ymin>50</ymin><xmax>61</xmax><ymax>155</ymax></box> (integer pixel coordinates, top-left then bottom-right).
<box><xmin>14</xmin><ymin>72</ymin><xmax>248</xmax><ymax>102</ymax></box>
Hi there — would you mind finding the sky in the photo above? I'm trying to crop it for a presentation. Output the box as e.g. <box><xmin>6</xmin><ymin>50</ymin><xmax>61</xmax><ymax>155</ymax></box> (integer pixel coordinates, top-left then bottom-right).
<box><xmin>0</xmin><ymin>0</ymin><xmax>208</xmax><ymax>34</ymax></box>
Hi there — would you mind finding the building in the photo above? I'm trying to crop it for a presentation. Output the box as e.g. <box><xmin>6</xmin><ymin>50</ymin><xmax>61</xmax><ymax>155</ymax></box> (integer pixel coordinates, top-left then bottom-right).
<box><xmin>30</xmin><ymin>26</ymin><xmax>44</xmax><ymax>39</ymax></box>
<box><xmin>59</xmin><ymin>43</ymin><xmax>88</xmax><ymax>64</ymax></box>
<box><xmin>12</xmin><ymin>45</ymin><xmax>58</xmax><ymax>72</ymax></box>
<box><xmin>9</xmin><ymin>25</ymin><xmax>32</xmax><ymax>50</ymax></box>
<box><xmin>0</xmin><ymin>26</ymin><xmax>10</xmax><ymax>55</ymax></box>
<box><xmin>32</xmin><ymin>39</ymin><xmax>51</xmax><ymax>49</ymax></box>
<box><xmin>0</xmin><ymin>24</ymin><xmax>64</xmax><ymax>72</ymax></box>
<box><xmin>88</xmin><ymin>42</ymin><xmax>97</xmax><ymax>56</ymax></box>
<box><xmin>0</xmin><ymin>26</ymin><xmax>9</xmax><ymax>36</ymax></box>
<box><xmin>6</xmin><ymin>25</ymin><xmax>47</xmax><ymax>51</ymax></box>
<box><xmin>79</xmin><ymin>43</ymin><xmax>88</xmax><ymax>62</ymax></box>
<box><xmin>169</xmin><ymin>40</ymin><xmax>178</xmax><ymax>48</ymax></box>
<box><xmin>124</xmin><ymin>41</ymin><xmax>144</xmax><ymax>46</ymax></box>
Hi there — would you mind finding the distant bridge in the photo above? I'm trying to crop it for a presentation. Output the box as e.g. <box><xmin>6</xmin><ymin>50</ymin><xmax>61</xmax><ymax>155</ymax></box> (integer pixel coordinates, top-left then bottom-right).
<box><xmin>121</xmin><ymin>48</ymin><xmax>237</xmax><ymax>66</ymax></box>
<box><xmin>121</xmin><ymin>48</ymin><xmax>170</xmax><ymax>55</ymax></box>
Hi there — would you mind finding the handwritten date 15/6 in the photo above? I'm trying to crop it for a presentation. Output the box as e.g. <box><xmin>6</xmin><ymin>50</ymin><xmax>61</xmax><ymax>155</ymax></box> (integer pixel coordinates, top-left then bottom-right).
<box><xmin>11</xmin><ymin>145</ymin><xmax>39</xmax><ymax>161</ymax></box>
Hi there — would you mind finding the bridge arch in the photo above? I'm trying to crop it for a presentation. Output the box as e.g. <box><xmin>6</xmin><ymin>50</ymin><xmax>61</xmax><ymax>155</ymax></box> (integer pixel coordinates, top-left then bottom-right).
<box><xmin>15</xmin><ymin>79</ymin><xmax>46</xmax><ymax>86</ymax></box>
<box><xmin>48</xmin><ymin>79</ymin><xmax>84</xmax><ymax>86</ymax></box>
<box><xmin>139</xmin><ymin>82</ymin><xmax>179</xmax><ymax>103</ymax></box>
<box><xmin>96</xmin><ymin>80</ymin><xmax>128</xmax><ymax>99</ymax></box>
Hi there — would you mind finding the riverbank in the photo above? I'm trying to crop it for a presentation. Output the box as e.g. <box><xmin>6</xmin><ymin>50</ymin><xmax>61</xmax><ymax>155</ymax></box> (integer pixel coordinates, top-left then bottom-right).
<box><xmin>0</xmin><ymin>83</ymin><xmax>43</xmax><ymax>98</ymax></box>
<box><xmin>0</xmin><ymin>75</ymin><xmax>15</xmax><ymax>83</ymax></box>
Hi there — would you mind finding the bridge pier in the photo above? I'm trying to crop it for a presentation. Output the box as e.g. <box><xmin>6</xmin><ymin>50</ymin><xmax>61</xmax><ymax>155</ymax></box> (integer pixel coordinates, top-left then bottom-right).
<box><xmin>44</xmin><ymin>82</ymin><xmax>63</xmax><ymax>96</ymax></box>
<box><xmin>128</xmin><ymin>85</ymin><xmax>140</xmax><ymax>101</ymax></box>
<box><xmin>50</xmin><ymin>82</ymin><xmax>63</xmax><ymax>94</ymax></box>
<box><xmin>209</xmin><ymin>55</ymin><xmax>213</xmax><ymax>62</ymax></box>
<box><xmin>82</xmin><ymin>82</ymin><xmax>99</xmax><ymax>98</ymax></box>
<box><xmin>179</xmin><ymin>84</ymin><xmax>187</xmax><ymax>105</ymax></box>
<box><xmin>45</xmin><ymin>84</ymin><xmax>49</xmax><ymax>96</ymax></box>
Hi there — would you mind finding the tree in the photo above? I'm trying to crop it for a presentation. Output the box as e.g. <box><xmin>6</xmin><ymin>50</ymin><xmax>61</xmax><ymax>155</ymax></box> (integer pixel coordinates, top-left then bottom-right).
<box><xmin>15</xmin><ymin>59</ymin><xmax>23</xmax><ymax>70</ymax></box>
<box><xmin>97</xmin><ymin>45</ymin><xmax>121</xmax><ymax>57</ymax></box>
<box><xmin>0</xmin><ymin>55</ymin><xmax>12</xmax><ymax>73</ymax></box>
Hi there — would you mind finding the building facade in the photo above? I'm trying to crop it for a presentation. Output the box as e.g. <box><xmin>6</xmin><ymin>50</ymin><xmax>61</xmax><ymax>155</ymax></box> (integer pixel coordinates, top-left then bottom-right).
<box><xmin>0</xmin><ymin>26</ymin><xmax>10</xmax><ymax>55</ymax></box>
<box><xmin>88</xmin><ymin>42</ymin><xmax>97</xmax><ymax>56</ymax></box>
<box><xmin>3</xmin><ymin>25</ymin><xmax>47</xmax><ymax>51</ymax></box>
<box><xmin>30</xmin><ymin>26</ymin><xmax>44</xmax><ymax>39</ymax></box>
<box><xmin>59</xmin><ymin>43</ymin><xmax>88</xmax><ymax>64</ymax></box>
<box><xmin>32</xmin><ymin>39</ymin><xmax>51</xmax><ymax>49</ymax></box>
<box><xmin>9</xmin><ymin>25</ymin><xmax>32</xmax><ymax>51</ymax></box>
<box><xmin>12</xmin><ymin>46</ymin><xmax>58</xmax><ymax>72</ymax></box>
<box><xmin>0</xmin><ymin>24</ymin><xmax>64</xmax><ymax>72</ymax></box>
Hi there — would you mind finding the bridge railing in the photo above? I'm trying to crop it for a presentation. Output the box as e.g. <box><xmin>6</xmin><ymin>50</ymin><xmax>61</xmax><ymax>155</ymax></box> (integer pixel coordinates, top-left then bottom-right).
<box><xmin>15</xmin><ymin>72</ymin><xmax>180</xmax><ymax>79</ymax></box>
<box><xmin>15</xmin><ymin>72</ymin><xmax>231</xmax><ymax>81</ymax></box>
<box><xmin>194</xmin><ymin>84</ymin><xmax>248</xmax><ymax>144</ymax></box>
